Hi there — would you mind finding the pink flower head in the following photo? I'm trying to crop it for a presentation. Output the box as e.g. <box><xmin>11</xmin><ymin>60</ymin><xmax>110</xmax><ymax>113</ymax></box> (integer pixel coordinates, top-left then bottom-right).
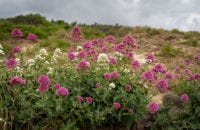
<box><xmin>194</xmin><ymin>54</ymin><xmax>200</xmax><ymax>61</ymax></box>
<box><xmin>184</xmin><ymin>68</ymin><xmax>191</xmax><ymax>75</ymax></box>
<box><xmin>141</xmin><ymin>71</ymin><xmax>155</xmax><ymax>82</ymax></box>
<box><xmin>148</xmin><ymin>102</ymin><xmax>159</xmax><ymax>114</ymax></box>
<box><xmin>105</xmin><ymin>35</ymin><xmax>115</xmax><ymax>43</ymax></box>
<box><xmin>175</xmin><ymin>74</ymin><xmax>181</xmax><ymax>79</ymax></box>
<box><xmin>37</xmin><ymin>74</ymin><xmax>50</xmax><ymax>86</ymax></box>
<box><xmin>131</xmin><ymin>60</ymin><xmax>141</xmax><ymax>70</ymax></box>
<box><xmin>77</xmin><ymin>96</ymin><xmax>83</xmax><ymax>102</ymax></box>
<box><xmin>108</xmin><ymin>56</ymin><xmax>117</xmax><ymax>64</ymax></box>
<box><xmin>92</xmin><ymin>39</ymin><xmax>98</xmax><ymax>45</ymax></box>
<box><xmin>71</xmin><ymin>26</ymin><xmax>82</xmax><ymax>42</ymax></box>
<box><xmin>11</xmin><ymin>28</ymin><xmax>23</xmax><ymax>38</ymax></box>
<box><xmin>145</xmin><ymin>53</ymin><xmax>155</xmax><ymax>63</ymax></box>
<box><xmin>180</xmin><ymin>94</ymin><xmax>189</xmax><ymax>102</ymax></box>
<box><xmin>122</xmin><ymin>34</ymin><xmax>137</xmax><ymax>47</ymax></box>
<box><xmin>184</xmin><ymin>58</ymin><xmax>190</xmax><ymax>65</ymax></box>
<box><xmin>175</xmin><ymin>66</ymin><xmax>180</xmax><ymax>72</ymax></box>
<box><xmin>103</xmin><ymin>72</ymin><xmax>112</xmax><ymax>80</ymax></box>
<box><xmin>155</xmin><ymin>79</ymin><xmax>169</xmax><ymax>92</ymax></box>
<box><xmin>6</xmin><ymin>58</ymin><xmax>17</xmax><ymax>69</ymax></box>
<box><xmin>68</xmin><ymin>52</ymin><xmax>76</xmax><ymax>60</ymax></box>
<box><xmin>82</xmin><ymin>40</ymin><xmax>92</xmax><ymax>50</ymax></box>
<box><xmin>111</xmin><ymin>71</ymin><xmax>120</xmax><ymax>79</ymax></box>
<box><xmin>113</xmin><ymin>102</ymin><xmax>121</xmax><ymax>109</ymax></box>
<box><xmin>188</xmin><ymin>74</ymin><xmax>196</xmax><ymax>80</ymax></box>
<box><xmin>98</xmin><ymin>38</ymin><xmax>104</xmax><ymax>45</ymax></box>
<box><xmin>77</xmin><ymin>60</ymin><xmax>90</xmax><ymax>70</ymax></box>
<box><xmin>27</xmin><ymin>33</ymin><xmax>37</xmax><ymax>41</ymax></box>
<box><xmin>12</xmin><ymin>46</ymin><xmax>21</xmax><ymax>53</ymax></box>
<box><xmin>96</xmin><ymin>82</ymin><xmax>100</xmax><ymax>87</ymax></box>
<box><xmin>102</xmin><ymin>46</ymin><xmax>108</xmax><ymax>53</ymax></box>
<box><xmin>9</xmin><ymin>76</ymin><xmax>26</xmax><ymax>85</ymax></box>
<box><xmin>153</xmin><ymin>64</ymin><xmax>163</xmax><ymax>73</ymax></box>
<box><xmin>56</xmin><ymin>87</ymin><xmax>69</xmax><ymax>96</ymax></box>
<box><xmin>165</xmin><ymin>72</ymin><xmax>173</xmax><ymax>79</ymax></box>
<box><xmin>38</xmin><ymin>85</ymin><xmax>49</xmax><ymax>93</ymax></box>
<box><xmin>86</xmin><ymin>96</ymin><xmax>93</xmax><ymax>103</ymax></box>
<box><xmin>53</xmin><ymin>83</ymin><xmax>61</xmax><ymax>89</ymax></box>
<box><xmin>125</xmin><ymin>85</ymin><xmax>131</xmax><ymax>91</ymax></box>
<box><xmin>77</xmin><ymin>51</ymin><xmax>86</xmax><ymax>58</ymax></box>
<box><xmin>128</xmin><ymin>52</ymin><xmax>134</xmax><ymax>59</ymax></box>
<box><xmin>129</xmin><ymin>108</ymin><xmax>134</xmax><ymax>113</ymax></box>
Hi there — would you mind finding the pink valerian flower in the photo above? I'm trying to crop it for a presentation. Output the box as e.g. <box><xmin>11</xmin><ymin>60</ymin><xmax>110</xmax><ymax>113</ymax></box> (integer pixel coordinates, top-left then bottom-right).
<box><xmin>184</xmin><ymin>68</ymin><xmax>191</xmax><ymax>75</ymax></box>
<box><xmin>175</xmin><ymin>74</ymin><xmax>181</xmax><ymax>79</ymax></box>
<box><xmin>6</xmin><ymin>58</ymin><xmax>17</xmax><ymax>69</ymax></box>
<box><xmin>71</xmin><ymin>26</ymin><xmax>82</xmax><ymax>42</ymax></box>
<box><xmin>180</xmin><ymin>94</ymin><xmax>189</xmax><ymax>102</ymax></box>
<box><xmin>127</xmin><ymin>52</ymin><xmax>134</xmax><ymax>59</ymax></box>
<box><xmin>125</xmin><ymin>85</ymin><xmax>131</xmax><ymax>91</ymax></box>
<box><xmin>122</xmin><ymin>34</ymin><xmax>137</xmax><ymax>47</ymax></box>
<box><xmin>184</xmin><ymin>58</ymin><xmax>191</xmax><ymax>65</ymax></box>
<box><xmin>131</xmin><ymin>60</ymin><xmax>141</xmax><ymax>70</ymax></box>
<box><xmin>148</xmin><ymin>102</ymin><xmax>159</xmax><ymax>114</ymax></box>
<box><xmin>11</xmin><ymin>28</ymin><xmax>23</xmax><ymax>38</ymax></box>
<box><xmin>77</xmin><ymin>96</ymin><xmax>84</xmax><ymax>102</ymax></box>
<box><xmin>175</xmin><ymin>66</ymin><xmax>180</xmax><ymax>72</ymax></box>
<box><xmin>53</xmin><ymin>83</ymin><xmax>61</xmax><ymax>89</ymax></box>
<box><xmin>113</xmin><ymin>43</ymin><xmax>124</xmax><ymax>52</ymax></box>
<box><xmin>27</xmin><ymin>33</ymin><xmax>37</xmax><ymax>41</ymax></box>
<box><xmin>67</xmin><ymin>52</ymin><xmax>76</xmax><ymax>60</ymax></box>
<box><xmin>111</xmin><ymin>71</ymin><xmax>120</xmax><ymax>79</ymax></box>
<box><xmin>103</xmin><ymin>72</ymin><xmax>112</xmax><ymax>80</ymax></box>
<box><xmin>9</xmin><ymin>76</ymin><xmax>26</xmax><ymax>85</ymax></box>
<box><xmin>155</xmin><ymin>79</ymin><xmax>169</xmax><ymax>92</ymax></box>
<box><xmin>77</xmin><ymin>60</ymin><xmax>90</xmax><ymax>70</ymax></box>
<box><xmin>38</xmin><ymin>74</ymin><xmax>50</xmax><ymax>86</ymax></box>
<box><xmin>82</xmin><ymin>40</ymin><xmax>92</xmax><ymax>50</ymax></box>
<box><xmin>165</xmin><ymin>72</ymin><xmax>173</xmax><ymax>79</ymax></box>
<box><xmin>56</xmin><ymin>87</ymin><xmax>69</xmax><ymax>96</ymax></box>
<box><xmin>129</xmin><ymin>108</ymin><xmax>134</xmax><ymax>113</ymax></box>
<box><xmin>97</xmin><ymin>38</ymin><xmax>104</xmax><ymax>46</ymax></box>
<box><xmin>194</xmin><ymin>54</ymin><xmax>200</xmax><ymax>61</ymax></box>
<box><xmin>145</xmin><ymin>53</ymin><xmax>155</xmax><ymax>63</ymax></box>
<box><xmin>77</xmin><ymin>51</ymin><xmax>86</xmax><ymax>58</ymax></box>
<box><xmin>38</xmin><ymin>85</ymin><xmax>49</xmax><ymax>93</ymax></box>
<box><xmin>102</xmin><ymin>46</ymin><xmax>108</xmax><ymax>53</ymax></box>
<box><xmin>96</xmin><ymin>82</ymin><xmax>100</xmax><ymax>87</ymax></box>
<box><xmin>153</xmin><ymin>64</ymin><xmax>163</xmax><ymax>73</ymax></box>
<box><xmin>92</xmin><ymin>39</ymin><xmax>98</xmax><ymax>45</ymax></box>
<box><xmin>108</xmin><ymin>56</ymin><xmax>117</xmax><ymax>64</ymax></box>
<box><xmin>105</xmin><ymin>35</ymin><xmax>115</xmax><ymax>43</ymax></box>
<box><xmin>12</xmin><ymin>46</ymin><xmax>21</xmax><ymax>53</ymax></box>
<box><xmin>113</xmin><ymin>102</ymin><xmax>121</xmax><ymax>109</ymax></box>
<box><xmin>141</xmin><ymin>71</ymin><xmax>155</xmax><ymax>82</ymax></box>
<box><xmin>188</xmin><ymin>74</ymin><xmax>196</xmax><ymax>80</ymax></box>
<box><xmin>86</xmin><ymin>96</ymin><xmax>93</xmax><ymax>103</ymax></box>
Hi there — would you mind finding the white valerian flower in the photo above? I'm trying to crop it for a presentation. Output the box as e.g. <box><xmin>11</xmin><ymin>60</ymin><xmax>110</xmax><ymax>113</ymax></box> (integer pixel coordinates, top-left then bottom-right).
<box><xmin>109</xmin><ymin>82</ymin><xmax>116</xmax><ymax>88</ymax></box>
<box><xmin>123</xmin><ymin>68</ymin><xmax>130</xmax><ymax>73</ymax></box>
<box><xmin>97</xmin><ymin>53</ymin><xmax>109</xmax><ymax>63</ymax></box>
<box><xmin>44</xmin><ymin>61</ymin><xmax>50</xmax><ymax>65</ymax></box>
<box><xmin>77</xmin><ymin>46</ymin><xmax>83</xmax><ymax>51</ymax></box>
<box><xmin>39</xmin><ymin>48</ymin><xmax>48</xmax><ymax>56</ymax></box>
<box><xmin>0</xmin><ymin>44</ymin><xmax>3</xmax><ymax>49</ymax></box>
<box><xmin>0</xmin><ymin>50</ymin><xmax>5</xmax><ymax>55</ymax></box>
<box><xmin>47</xmin><ymin>67</ymin><xmax>54</xmax><ymax>75</ymax></box>
<box><xmin>15</xmin><ymin>66</ymin><xmax>23</xmax><ymax>74</ymax></box>
<box><xmin>114</xmin><ymin>51</ymin><xmax>123</xmax><ymax>57</ymax></box>
<box><xmin>27</xmin><ymin>58</ymin><xmax>35</xmax><ymax>66</ymax></box>
<box><xmin>16</xmin><ymin>58</ymin><xmax>20</xmax><ymax>63</ymax></box>
<box><xmin>55</xmin><ymin>48</ymin><xmax>62</xmax><ymax>54</ymax></box>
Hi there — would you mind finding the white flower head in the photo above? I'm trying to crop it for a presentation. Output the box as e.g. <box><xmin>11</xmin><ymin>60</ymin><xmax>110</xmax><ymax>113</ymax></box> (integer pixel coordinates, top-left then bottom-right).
<box><xmin>97</xmin><ymin>53</ymin><xmax>109</xmax><ymax>63</ymax></box>
<box><xmin>109</xmin><ymin>82</ymin><xmax>116</xmax><ymax>88</ymax></box>
<box><xmin>39</xmin><ymin>48</ymin><xmax>48</xmax><ymax>56</ymax></box>
<box><xmin>77</xmin><ymin>46</ymin><xmax>83</xmax><ymax>51</ymax></box>
<box><xmin>27</xmin><ymin>58</ymin><xmax>35</xmax><ymax>66</ymax></box>
<box><xmin>0</xmin><ymin>50</ymin><xmax>5</xmax><ymax>55</ymax></box>
<box><xmin>0</xmin><ymin>44</ymin><xmax>3</xmax><ymax>49</ymax></box>
<box><xmin>123</xmin><ymin>68</ymin><xmax>130</xmax><ymax>73</ymax></box>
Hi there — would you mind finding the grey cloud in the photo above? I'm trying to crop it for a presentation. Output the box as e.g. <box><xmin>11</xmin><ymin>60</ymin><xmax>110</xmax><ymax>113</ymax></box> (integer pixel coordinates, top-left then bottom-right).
<box><xmin>0</xmin><ymin>0</ymin><xmax>200</xmax><ymax>31</ymax></box>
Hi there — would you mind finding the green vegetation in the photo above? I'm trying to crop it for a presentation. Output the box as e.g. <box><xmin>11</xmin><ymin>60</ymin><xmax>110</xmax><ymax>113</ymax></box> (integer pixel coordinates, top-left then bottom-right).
<box><xmin>159</xmin><ymin>44</ymin><xmax>182</xmax><ymax>57</ymax></box>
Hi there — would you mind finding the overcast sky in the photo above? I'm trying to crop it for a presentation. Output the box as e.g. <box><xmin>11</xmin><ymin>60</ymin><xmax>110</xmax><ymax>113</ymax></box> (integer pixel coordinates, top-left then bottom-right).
<box><xmin>0</xmin><ymin>0</ymin><xmax>200</xmax><ymax>31</ymax></box>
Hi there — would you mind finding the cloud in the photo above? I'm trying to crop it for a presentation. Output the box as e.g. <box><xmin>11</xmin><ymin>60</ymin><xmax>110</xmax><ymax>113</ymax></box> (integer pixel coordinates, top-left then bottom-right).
<box><xmin>0</xmin><ymin>0</ymin><xmax>200</xmax><ymax>31</ymax></box>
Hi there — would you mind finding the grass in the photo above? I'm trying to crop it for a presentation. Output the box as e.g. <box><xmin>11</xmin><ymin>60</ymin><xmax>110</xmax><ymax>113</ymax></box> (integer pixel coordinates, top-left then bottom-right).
<box><xmin>159</xmin><ymin>44</ymin><xmax>182</xmax><ymax>57</ymax></box>
<box><xmin>180</xmin><ymin>39</ymin><xmax>198</xmax><ymax>47</ymax></box>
